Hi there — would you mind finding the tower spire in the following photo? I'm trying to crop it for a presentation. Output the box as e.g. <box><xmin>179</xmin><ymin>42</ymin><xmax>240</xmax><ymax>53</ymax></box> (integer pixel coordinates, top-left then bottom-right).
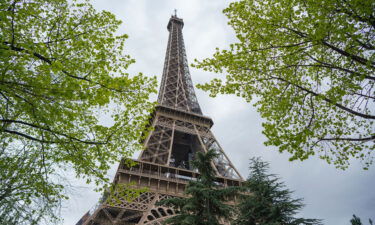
<box><xmin>158</xmin><ymin>15</ymin><xmax>202</xmax><ymax>114</ymax></box>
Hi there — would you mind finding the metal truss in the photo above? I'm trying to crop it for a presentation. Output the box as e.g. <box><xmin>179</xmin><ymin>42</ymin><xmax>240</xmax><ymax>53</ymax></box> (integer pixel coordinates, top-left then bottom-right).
<box><xmin>76</xmin><ymin>15</ymin><xmax>243</xmax><ymax>225</ymax></box>
<box><xmin>79</xmin><ymin>192</ymin><xmax>177</xmax><ymax>225</ymax></box>
<box><xmin>158</xmin><ymin>16</ymin><xmax>202</xmax><ymax>115</ymax></box>
<box><xmin>139</xmin><ymin>108</ymin><xmax>242</xmax><ymax>180</ymax></box>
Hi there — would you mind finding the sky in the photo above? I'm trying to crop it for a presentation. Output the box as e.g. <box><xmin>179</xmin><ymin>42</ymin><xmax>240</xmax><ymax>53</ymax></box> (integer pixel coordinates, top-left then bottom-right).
<box><xmin>62</xmin><ymin>1</ymin><xmax>375</xmax><ymax>224</ymax></box>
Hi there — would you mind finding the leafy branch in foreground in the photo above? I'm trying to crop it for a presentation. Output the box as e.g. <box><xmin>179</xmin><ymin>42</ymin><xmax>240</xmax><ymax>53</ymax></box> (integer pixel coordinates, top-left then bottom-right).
<box><xmin>0</xmin><ymin>142</ymin><xmax>64</xmax><ymax>225</ymax></box>
<box><xmin>194</xmin><ymin>0</ymin><xmax>374</xmax><ymax>169</ymax></box>
<box><xmin>0</xmin><ymin>0</ymin><xmax>156</xmax><ymax>223</ymax></box>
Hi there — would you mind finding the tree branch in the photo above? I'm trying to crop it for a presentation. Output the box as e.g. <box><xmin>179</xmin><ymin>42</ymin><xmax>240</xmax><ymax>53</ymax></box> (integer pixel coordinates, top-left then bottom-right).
<box><xmin>2</xmin><ymin>42</ymin><xmax>133</xmax><ymax>93</ymax></box>
<box><xmin>320</xmin><ymin>135</ymin><xmax>375</xmax><ymax>142</ymax></box>
<box><xmin>269</xmin><ymin>76</ymin><xmax>375</xmax><ymax>119</ymax></box>
<box><xmin>353</xmin><ymin>93</ymin><xmax>375</xmax><ymax>100</ymax></box>
<box><xmin>2</xmin><ymin>129</ymin><xmax>55</xmax><ymax>143</ymax></box>
<box><xmin>0</xmin><ymin>119</ymin><xmax>107</xmax><ymax>145</ymax></box>
<box><xmin>321</xmin><ymin>40</ymin><xmax>375</xmax><ymax>68</ymax></box>
<box><xmin>335</xmin><ymin>6</ymin><xmax>375</xmax><ymax>29</ymax></box>
<box><xmin>281</xmin><ymin>26</ymin><xmax>375</xmax><ymax>68</ymax></box>
<box><xmin>248</xmin><ymin>41</ymin><xmax>310</xmax><ymax>52</ymax></box>
<box><xmin>304</xmin><ymin>53</ymin><xmax>375</xmax><ymax>81</ymax></box>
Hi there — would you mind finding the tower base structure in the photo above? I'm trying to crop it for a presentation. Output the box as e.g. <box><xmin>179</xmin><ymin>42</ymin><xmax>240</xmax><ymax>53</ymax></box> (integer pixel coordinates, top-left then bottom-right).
<box><xmin>78</xmin><ymin>159</ymin><xmax>241</xmax><ymax>225</ymax></box>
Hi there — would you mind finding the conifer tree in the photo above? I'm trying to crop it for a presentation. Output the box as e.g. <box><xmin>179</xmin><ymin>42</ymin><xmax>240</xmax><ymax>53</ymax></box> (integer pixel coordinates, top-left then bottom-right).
<box><xmin>157</xmin><ymin>149</ymin><xmax>239</xmax><ymax>225</ymax></box>
<box><xmin>350</xmin><ymin>214</ymin><xmax>374</xmax><ymax>225</ymax></box>
<box><xmin>351</xmin><ymin>215</ymin><xmax>363</xmax><ymax>225</ymax></box>
<box><xmin>235</xmin><ymin>157</ymin><xmax>321</xmax><ymax>225</ymax></box>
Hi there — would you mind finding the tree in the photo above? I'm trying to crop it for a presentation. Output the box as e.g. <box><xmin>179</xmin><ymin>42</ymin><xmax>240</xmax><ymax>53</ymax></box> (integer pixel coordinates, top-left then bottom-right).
<box><xmin>194</xmin><ymin>0</ymin><xmax>375</xmax><ymax>169</ymax></box>
<box><xmin>157</xmin><ymin>150</ymin><xmax>239</xmax><ymax>225</ymax></box>
<box><xmin>0</xmin><ymin>0</ymin><xmax>156</xmax><ymax>223</ymax></box>
<box><xmin>350</xmin><ymin>214</ymin><xmax>374</xmax><ymax>225</ymax></box>
<box><xmin>235</xmin><ymin>157</ymin><xmax>321</xmax><ymax>225</ymax></box>
<box><xmin>0</xmin><ymin>142</ymin><xmax>65</xmax><ymax>224</ymax></box>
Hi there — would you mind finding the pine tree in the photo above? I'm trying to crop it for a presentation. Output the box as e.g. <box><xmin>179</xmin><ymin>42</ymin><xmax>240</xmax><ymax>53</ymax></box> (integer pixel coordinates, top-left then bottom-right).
<box><xmin>157</xmin><ymin>149</ymin><xmax>239</xmax><ymax>225</ymax></box>
<box><xmin>350</xmin><ymin>214</ymin><xmax>374</xmax><ymax>225</ymax></box>
<box><xmin>235</xmin><ymin>157</ymin><xmax>321</xmax><ymax>225</ymax></box>
<box><xmin>351</xmin><ymin>215</ymin><xmax>363</xmax><ymax>225</ymax></box>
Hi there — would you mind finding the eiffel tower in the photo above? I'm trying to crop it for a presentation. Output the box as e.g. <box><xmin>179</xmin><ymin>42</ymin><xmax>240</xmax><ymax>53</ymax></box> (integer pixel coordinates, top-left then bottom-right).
<box><xmin>76</xmin><ymin>14</ymin><xmax>243</xmax><ymax>225</ymax></box>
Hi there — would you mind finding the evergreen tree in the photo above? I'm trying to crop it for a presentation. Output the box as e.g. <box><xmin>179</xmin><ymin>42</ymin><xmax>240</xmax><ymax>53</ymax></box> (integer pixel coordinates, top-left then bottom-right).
<box><xmin>350</xmin><ymin>214</ymin><xmax>373</xmax><ymax>225</ymax></box>
<box><xmin>157</xmin><ymin>150</ymin><xmax>239</xmax><ymax>225</ymax></box>
<box><xmin>235</xmin><ymin>157</ymin><xmax>321</xmax><ymax>225</ymax></box>
<box><xmin>351</xmin><ymin>215</ymin><xmax>363</xmax><ymax>225</ymax></box>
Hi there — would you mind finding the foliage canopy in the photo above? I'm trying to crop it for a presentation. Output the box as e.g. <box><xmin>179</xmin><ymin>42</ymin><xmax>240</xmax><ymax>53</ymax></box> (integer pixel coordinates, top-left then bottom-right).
<box><xmin>194</xmin><ymin>0</ymin><xmax>375</xmax><ymax>169</ymax></box>
<box><xmin>0</xmin><ymin>0</ymin><xmax>156</xmax><ymax>223</ymax></box>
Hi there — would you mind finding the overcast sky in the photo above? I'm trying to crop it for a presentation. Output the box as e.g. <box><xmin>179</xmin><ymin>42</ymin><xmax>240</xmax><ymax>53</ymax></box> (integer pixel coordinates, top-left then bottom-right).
<box><xmin>62</xmin><ymin>1</ymin><xmax>375</xmax><ymax>224</ymax></box>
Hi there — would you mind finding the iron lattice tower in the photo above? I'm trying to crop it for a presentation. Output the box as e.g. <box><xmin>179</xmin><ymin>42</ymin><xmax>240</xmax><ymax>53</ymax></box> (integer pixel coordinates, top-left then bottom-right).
<box><xmin>76</xmin><ymin>15</ymin><xmax>243</xmax><ymax>225</ymax></box>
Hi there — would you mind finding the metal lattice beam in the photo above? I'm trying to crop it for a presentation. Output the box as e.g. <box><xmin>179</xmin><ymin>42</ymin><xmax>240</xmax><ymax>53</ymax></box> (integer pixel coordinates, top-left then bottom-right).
<box><xmin>76</xmin><ymin>15</ymin><xmax>243</xmax><ymax>225</ymax></box>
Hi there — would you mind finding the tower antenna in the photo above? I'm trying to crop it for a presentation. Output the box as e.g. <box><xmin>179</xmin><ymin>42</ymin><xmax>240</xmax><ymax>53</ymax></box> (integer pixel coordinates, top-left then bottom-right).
<box><xmin>174</xmin><ymin>9</ymin><xmax>177</xmax><ymax>16</ymax></box>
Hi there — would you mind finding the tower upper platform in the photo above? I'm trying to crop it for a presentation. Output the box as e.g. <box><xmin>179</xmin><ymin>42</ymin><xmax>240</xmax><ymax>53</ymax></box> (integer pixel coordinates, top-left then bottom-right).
<box><xmin>157</xmin><ymin>15</ymin><xmax>202</xmax><ymax>115</ymax></box>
